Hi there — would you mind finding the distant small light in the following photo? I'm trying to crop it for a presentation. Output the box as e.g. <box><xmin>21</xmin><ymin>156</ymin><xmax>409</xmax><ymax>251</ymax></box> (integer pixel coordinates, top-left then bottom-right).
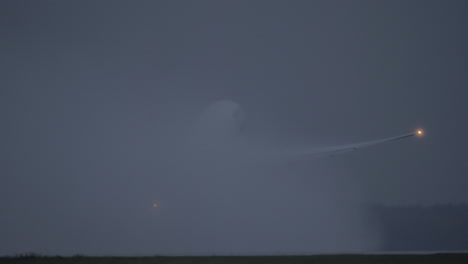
<box><xmin>153</xmin><ymin>203</ymin><xmax>159</xmax><ymax>208</ymax></box>
<box><xmin>416</xmin><ymin>129</ymin><xmax>424</xmax><ymax>136</ymax></box>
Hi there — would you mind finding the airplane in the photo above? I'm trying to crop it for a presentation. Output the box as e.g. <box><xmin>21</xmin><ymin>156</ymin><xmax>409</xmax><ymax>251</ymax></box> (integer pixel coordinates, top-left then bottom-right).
<box><xmin>188</xmin><ymin>99</ymin><xmax>424</xmax><ymax>160</ymax></box>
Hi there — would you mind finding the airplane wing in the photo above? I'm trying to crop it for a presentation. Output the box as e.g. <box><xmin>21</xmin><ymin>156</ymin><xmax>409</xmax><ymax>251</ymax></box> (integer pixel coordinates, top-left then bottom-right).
<box><xmin>277</xmin><ymin>129</ymin><xmax>424</xmax><ymax>160</ymax></box>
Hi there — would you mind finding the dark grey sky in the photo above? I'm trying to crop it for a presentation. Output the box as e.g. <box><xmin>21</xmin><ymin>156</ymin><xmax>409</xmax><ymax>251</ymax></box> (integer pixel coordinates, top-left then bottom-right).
<box><xmin>1</xmin><ymin>0</ymin><xmax>467</xmax><ymax>256</ymax></box>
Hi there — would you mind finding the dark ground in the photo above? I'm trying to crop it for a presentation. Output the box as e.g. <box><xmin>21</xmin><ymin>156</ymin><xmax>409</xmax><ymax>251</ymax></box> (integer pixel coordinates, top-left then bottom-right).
<box><xmin>1</xmin><ymin>254</ymin><xmax>468</xmax><ymax>264</ymax></box>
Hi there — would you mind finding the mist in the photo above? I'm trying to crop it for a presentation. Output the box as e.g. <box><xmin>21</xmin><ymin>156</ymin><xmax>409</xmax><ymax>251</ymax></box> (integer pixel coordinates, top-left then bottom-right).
<box><xmin>2</xmin><ymin>95</ymin><xmax>381</xmax><ymax>255</ymax></box>
<box><xmin>154</xmin><ymin>100</ymin><xmax>382</xmax><ymax>255</ymax></box>
<box><xmin>1</xmin><ymin>0</ymin><xmax>467</xmax><ymax>256</ymax></box>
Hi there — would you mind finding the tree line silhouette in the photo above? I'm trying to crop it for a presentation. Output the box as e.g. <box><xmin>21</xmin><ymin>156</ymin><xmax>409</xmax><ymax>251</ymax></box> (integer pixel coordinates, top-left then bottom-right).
<box><xmin>371</xmin><ymin>204</ymin><xmax>468</xmax><ymax>251</ymax></box>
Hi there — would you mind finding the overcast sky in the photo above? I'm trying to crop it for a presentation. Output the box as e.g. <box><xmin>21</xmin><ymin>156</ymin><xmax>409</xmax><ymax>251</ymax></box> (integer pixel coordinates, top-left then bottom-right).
<box><xmin>1</xmin><ymin>0</ymin><xmax>467</xmax><ymax>256</ymax></box>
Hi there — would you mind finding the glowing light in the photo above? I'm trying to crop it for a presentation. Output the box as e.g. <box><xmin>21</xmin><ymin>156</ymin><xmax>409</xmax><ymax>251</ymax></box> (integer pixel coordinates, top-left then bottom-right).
<box><xmin>416</xmin><ymin>129</ymin><xmax>424</xmax><ymax>136</ymax></box>
<box><xmin>153</xmin><ymin>203</ymin><xmax>159</xmax><ymax>208</ymax></box>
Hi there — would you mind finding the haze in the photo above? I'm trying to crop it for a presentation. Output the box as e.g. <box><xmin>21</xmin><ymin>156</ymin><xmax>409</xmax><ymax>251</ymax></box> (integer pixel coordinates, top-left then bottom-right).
<box><xmin>1</xmin><ymin>0</ymin><xmax>467</xmax><ymax>256</ymax></box>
